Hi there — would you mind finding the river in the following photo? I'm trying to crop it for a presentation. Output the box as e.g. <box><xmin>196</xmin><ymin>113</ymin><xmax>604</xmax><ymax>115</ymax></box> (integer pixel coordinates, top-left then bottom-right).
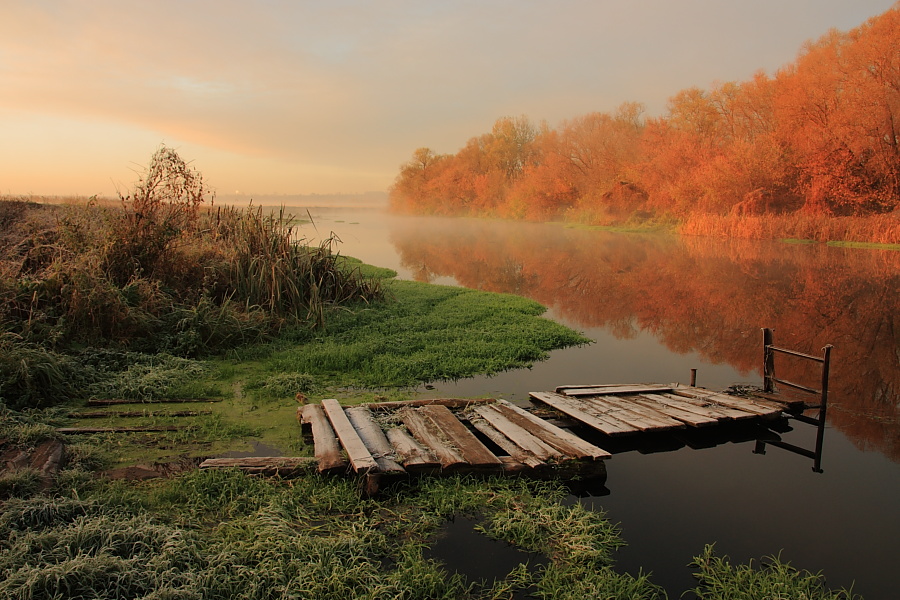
<box><xmin>293</xmin><ymin>205</ymin><xmax>899</xmax><ymax>598</ymax></box>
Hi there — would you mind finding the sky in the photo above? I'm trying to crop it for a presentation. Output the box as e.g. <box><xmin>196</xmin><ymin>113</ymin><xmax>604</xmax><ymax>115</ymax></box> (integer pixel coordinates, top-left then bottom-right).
<box><xmin>0</xmin><ymin>0</ymin><xmax>896</xmax><ymax>199</ymax></box>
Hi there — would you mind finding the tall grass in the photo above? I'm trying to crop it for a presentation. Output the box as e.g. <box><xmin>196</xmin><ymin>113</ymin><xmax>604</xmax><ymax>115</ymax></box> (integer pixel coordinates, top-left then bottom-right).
<box><xmin>680</xmin><ymin>212</ymin><xmax>900</xmax><ymax>245</ymax></box>
<box><xmin>0</xmin><ymin>148</ymin><xmax>382</xmax><ymax>408</ymax></box>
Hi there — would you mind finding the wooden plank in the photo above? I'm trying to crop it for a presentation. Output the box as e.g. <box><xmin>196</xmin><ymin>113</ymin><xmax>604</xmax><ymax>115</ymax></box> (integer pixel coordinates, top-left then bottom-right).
<box><xmin>497</xmin><ymin>400</ymin><xmax>611</xmax><ymax>459</ymax></box>
<box><xmin>529</xmin><ymin>391</ymin><xmax>639</xmax><ymax>436</ymax></box>
<box><xmin>574</xmin><ymin>396</ymin><xmax>669</xmax><ymax>432</ymax></box>
<box><xmin>656</xmin><ymin>393</ymin><xmax>759</xmax><ymax>421</ymax></box>
<box><xmin>586</xmin><ymin>396</ymin><xmax>686</xmax><ymax>430</ymax></box>
<box><xmin>199</xmin><ymin>457</ymin><xmax>317</xmax><ymax>475</ymax></box>
<box><xmin>745</xmin><ymin>391</ymin><xmax>807</xmax><ymax>411</ymax></box>
<box><xmin>320</xmin><ymin>399</ymin><xmax>379</xmax><ymax>473</ymax></box>
<box><xmin>86</xmin><ymin>398</ymin><xmax>222</xmax><ymax>406</ymax></box>
<box><xmin>300</xmin><ymin>403</ymin><xmax>348</xmax><ymax>473</ymax></box>
<box><xmin>365</xmin><ymin>398</ymin><xmax>497</xmax><ymax>411</ymax></box>
<box><xmin>385</xmin><ymin>427</ymin><xmax>440</xmax><ymax>471</ymax></box>
<box><xmin>557</xmin><ymin>384</ymin><xmax>673</xmax><ymax>396</ymax></box>
<box><xmin>671</xmin><ymin>389</ymin><xmax>783</xmax><ymax>418</ymax></box>
<box><xmin>470</xmin><ymin>405</ymin><xmax>562</xmax><ymax>462</ymax></box>
<box><xmin>631</xmin><ymin>395</ymin><xmax>719</xmax><ymax>427</ymax></box>
<box><xmin>345</xmin><ymin>407</ymin><xmax>405</xmax><ymax>474</ymax></box>
<box><xmin>69</xmin><ymin>410</ymin><xmax>211</xmax><ymax>419</ymax></box>
<box><xmin>399</xmin><ymin>407</ymin><xmax>467</xmax><ymax>469</ymax></box>
<box><xmin>467</xmin><ymin>415</ymin><xmax>546</xmax><ymax>469</ymax></box>
<box><xmin>417</xmin><ymin>405</ymin><xmax>503</xmax><ymax>468</ymax></box>
<box><xmin>56</xmin><ymin>426</ymin><xmax>183</xmax><ymax>434</ymax></box>
<box><xmin>639</xmin><ymin>393</ymin><xmax>737</xmax><ymax>421</ymax></box>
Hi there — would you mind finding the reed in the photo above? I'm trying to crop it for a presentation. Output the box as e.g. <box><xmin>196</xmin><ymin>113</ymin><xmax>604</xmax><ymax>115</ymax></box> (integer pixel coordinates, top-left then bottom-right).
<box><xmin>680</xmin><ymin>212</ymin><xmax>900</xmax><ymax>245</ymax></box>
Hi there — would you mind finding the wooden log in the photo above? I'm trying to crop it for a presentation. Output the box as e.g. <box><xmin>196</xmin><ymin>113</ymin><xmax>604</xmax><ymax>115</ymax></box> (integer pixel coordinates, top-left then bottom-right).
<box><xmin>68</xmin><ymin>410</ymin><xmax>212</xmax><ymax>419</ymax></box>
<box><xmin>496</xmin><ymin>400</ymin><xmax>611</xmax><ymax>459</ymax></box>
<box><xmin>417</xmin><ymin>405</ymin><xmax>503</xmax><ymax>468</ymax></box>
<box><xmin>529</xmin><ymin>392</ymin><xmax>638</xmax><ymax>436</ymax></box>
<box><xmin>300</xmin><ymin>403</ymin><xmax>348</xmax><ymax>473</ymax></box>
<box><xmin>365</xmin><ymin>398</ymin><xmax>497</xmax><ymax>411</ymax></box>
<box><xmin>630</xmin><ymin>395</ymin><xmax>719</xmax><ymax>427</ymax></box>
<box><xmin>56</xmin><ymin>426</ymin><xmax>183</xmax><ymax>434</ymax></box>
<box><xmin>399</xmin><ymin>407</ymin><xmax>467</xmax><ymax>470</ymax></box>
<box><xmin>321</xmin><ymin>399</ymin><xmax>379</xmax><ymax>474</ymax></box>
<box><xmin>345</xmin><ymin>406</ymin><xmax>405</xmax><ymax>474</ymax></box>
<box><xmin>86</xmin><ymin>398</ymin><xmax>222</xmax><ymax>406</ymax></box>
<box><xmin>470</xmin><ymin>405</ymin><xmax>563</xmax><ymax>462</ymax></box>
<box><xmin>199</xmin><ymin>457</ymin><xmax>317</xmax><ymax>476</ymax></box>
<box><xmin>467</xmin><ymin>412</ymin><xmax>547</xmax><ymax>468</ymax></box>
<box><xmin>385</xmin><ymin>427</ymin><xmax>440</xmax><ymax>471</ymax></box>
<box><xmin>556</xmin><ymin>384</ymin><xmax>672</xmax><ymax>396</ymax></box>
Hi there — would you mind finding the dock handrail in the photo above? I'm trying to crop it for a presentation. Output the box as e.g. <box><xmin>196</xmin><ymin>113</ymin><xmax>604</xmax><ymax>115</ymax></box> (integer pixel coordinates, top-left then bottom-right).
<box><xmin>757</xmin><ymin>328</ymin><xmax>833</xmax><ymax>472</ymax></box>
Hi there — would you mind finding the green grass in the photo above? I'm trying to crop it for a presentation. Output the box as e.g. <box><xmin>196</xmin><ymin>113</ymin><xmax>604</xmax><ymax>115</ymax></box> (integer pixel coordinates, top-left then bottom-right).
<box><xmin>826</xmin><ymin>240</ymin><xmax>900</xmax><ymax>251</ymax></box>
<box><xmin>0</xmin><ymin>473</ymin><xmax>664</xmax><ymax>600</ymax></box>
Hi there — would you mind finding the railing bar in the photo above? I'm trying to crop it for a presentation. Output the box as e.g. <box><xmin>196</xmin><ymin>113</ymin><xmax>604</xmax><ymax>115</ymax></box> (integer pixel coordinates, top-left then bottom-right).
<box><xmin>766</xmin><ymin>346</ymin><xmax>825</xmax><ymax>363</ymax></box>
<box><xmin>773</xmin><ymin>378</ymin><xmax>820</xmax><ymax>395</ymax></box>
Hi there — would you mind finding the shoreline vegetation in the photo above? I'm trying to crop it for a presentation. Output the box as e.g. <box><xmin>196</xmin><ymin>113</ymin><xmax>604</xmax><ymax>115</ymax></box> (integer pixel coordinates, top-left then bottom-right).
<box><xmin>0</xmin><ymin>155</ymin><xmax>864</xmax><ymax>596</ymax></box>
<box><xmin>389</xmin><ymin>5</ymin><xmax>900</xmax><ymax>248</ymax></box>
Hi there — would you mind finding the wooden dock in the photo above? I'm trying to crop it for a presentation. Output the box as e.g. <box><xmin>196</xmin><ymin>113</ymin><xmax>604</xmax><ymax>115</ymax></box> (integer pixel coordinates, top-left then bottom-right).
<box><xmin>198</xmin><ymin>382</ymin><xmax>812</xmax><ymax>493</ymax></box>
<box><xmin>529</xmin><ymin>383</ymin><xmax>803</xmax><ymax>437</ymax></box>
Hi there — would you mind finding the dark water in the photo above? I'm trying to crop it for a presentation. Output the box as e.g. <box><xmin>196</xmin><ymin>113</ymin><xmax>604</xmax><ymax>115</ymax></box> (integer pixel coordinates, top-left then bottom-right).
<box><xmin>297</xmin><ymin>207</ymin><xmax>900</xmax><ymax>598</ymax></box>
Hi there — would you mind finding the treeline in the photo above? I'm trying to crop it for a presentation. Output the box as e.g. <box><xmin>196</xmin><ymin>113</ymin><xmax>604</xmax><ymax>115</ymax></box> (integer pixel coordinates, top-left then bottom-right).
<box><xmin>390</xmin><ymin>5</ymin><xmax>900</xmax><ymax>234</ymax></box>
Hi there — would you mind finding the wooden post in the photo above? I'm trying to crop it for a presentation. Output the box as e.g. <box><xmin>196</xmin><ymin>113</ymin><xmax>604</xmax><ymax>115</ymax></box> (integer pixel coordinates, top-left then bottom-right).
<box><xmin>690</xmin><ymin>369</ymin><xmax>697</xmax><ymax>387</ymax></box>
<box><xmin>763</xmin><ymin>328</ymin><xmax>775</xmax><ymax>393</ymax></box>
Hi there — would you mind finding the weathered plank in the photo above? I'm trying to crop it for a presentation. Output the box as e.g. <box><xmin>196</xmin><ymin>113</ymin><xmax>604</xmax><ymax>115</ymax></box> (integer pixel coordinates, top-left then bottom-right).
<box><xmin>385</xmin><ymin>427</ymin><xmax>440</xmax><ymax>471</ymax></box>
<box><xmin>656</xmin><ymin>392</ymin><xmax>759</xmax><ymax>421</ymax></box>
<box><xmin>630</xmin><ymin>394</ymin><xmax>719</xmax><ymax>427</ymax></box>
<box><xmin>469</xmin><ymin>413</ymin><xmax>561</xmax><ymax>469</ymax></box>
<box><xmin>86</xmin><ymin>398</ymin><xmax>222</xmax><ymax>406</ymax></box>
<box><xmin>557</xmin><ymin>384</ymin><xmax>673</xmax><ymax>396</ymax></box>
<box><xmin>321</xmin><ymin>399</ymin><xmax>379</xmax><ymax>473</ymax></box>
<box><xmin>399</xmin><ymin>407</ymin><xmax>467</xmax><ymax>469</ymax></box>
<box><xmin>672</xmin><ymin>388</ymin><xmax>784</xmax><ymax>418</ymax></box>
<box><xmin>470</xmin><ymin>405</ymin><xmax>563</xmax><ymax>462</ymax></box>
<box><xmin>299</xmin><ymin>403</ymin><xmax>348</xmax><ymax>473</ymax></box>
<box><xmin>365</xmin><ymin>398</ymin><xmax>497</xmax><ymax>411</ymax></box>
<box><xmin>199</xmin><ymin>457</ymin><xmax>317</xmax><ymax>475</ymax></box>
<box><xmin>638</xmin><ymin>393</ymin><xmax>738</xmax><ymax>421</ymax></box>
<box><xmin>417</xmin><ymin>405</ymin><xmax>503</xmax><ymax>468</ymax></box>
<box><xmin>743</xmin><ymin>390</ymin><xmax>807</xmax><ymax>411</ymax></box>
<box><xmin>497</xmin><ymin>400</ymin><xmax>611</xmax><ymax>459</ymax></box>
<box><xmin>573</xmin><ymin>397</ymin><xmax>666</xmax><ymax>432</ymax></box>
<box><xmin>530</xmin><ymin>391</ymin><xmax>639</xmax><ymax>436</ymax></box>
<box><xmin>345</xmin><ymin>407</ymin><xmax>405</xmax><ymax>474</ymax></box>
<box><xmin>586</xmin><ymin>396</ymin><xmax>686</xmax><ymax>430</ymax></box>
<box><xmin>69</xmin><ymin>410</ymin><xmax>211</xmax><ymax>419</ymax></box>
<box><xmin>56</xmin><ymin>426</ymin><xmax>183</xmax><ymax>434</ymax></box>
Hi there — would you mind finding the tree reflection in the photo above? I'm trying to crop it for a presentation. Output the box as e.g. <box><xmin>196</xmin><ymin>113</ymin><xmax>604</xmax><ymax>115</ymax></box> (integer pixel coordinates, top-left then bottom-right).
<box><xmin>391</xmin><ymin>218</ymin><xmax>900</xmax><ymax>461</ymax></box>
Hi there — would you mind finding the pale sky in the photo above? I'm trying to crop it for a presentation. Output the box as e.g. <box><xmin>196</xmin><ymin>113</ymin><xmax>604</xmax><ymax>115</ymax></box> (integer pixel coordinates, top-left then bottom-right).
<box><xmin>0</xmin><ymin>0</ymin><xmax>895</xmax><ymax>198</ymax></box>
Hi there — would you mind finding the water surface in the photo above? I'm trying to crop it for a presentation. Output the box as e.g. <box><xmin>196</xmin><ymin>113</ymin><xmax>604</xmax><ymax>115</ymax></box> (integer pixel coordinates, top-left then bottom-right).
<box><xmin>296</xmin><ymin>206</ymin><xmax>899</xmax><ymax>598</ymax></box>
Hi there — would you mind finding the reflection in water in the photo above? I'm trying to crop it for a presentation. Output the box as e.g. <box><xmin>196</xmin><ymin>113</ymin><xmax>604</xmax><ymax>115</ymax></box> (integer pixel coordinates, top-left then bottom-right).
<box><xmin>389</xmin><ymin>218</ymin><xmax>900</xmax><ymax>462</ymax></box>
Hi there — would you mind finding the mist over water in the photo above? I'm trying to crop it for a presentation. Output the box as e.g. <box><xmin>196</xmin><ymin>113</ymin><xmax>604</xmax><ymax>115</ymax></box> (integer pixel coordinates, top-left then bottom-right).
<box><xmin>288</xmin><ymin>205</ymin><xmax>899</xmax><ymax>598</ymax></box>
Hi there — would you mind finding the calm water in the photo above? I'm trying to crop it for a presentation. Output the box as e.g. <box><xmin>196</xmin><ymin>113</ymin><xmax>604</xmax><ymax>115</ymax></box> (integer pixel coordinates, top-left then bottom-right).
<box><xmin>297</xmin><ymin>206</ymin><xmax>899</xmax><ymax>598</ymax></box>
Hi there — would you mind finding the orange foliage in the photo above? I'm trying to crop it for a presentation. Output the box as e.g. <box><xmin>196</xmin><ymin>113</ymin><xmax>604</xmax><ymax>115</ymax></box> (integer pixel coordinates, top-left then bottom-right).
<box><xmin>389</xmin><ymin>217</ymin><xmax>900</xmax><ymax>461</ymax></box>
<box><xmin>390</xmin><ymin>4</ymin><xmax>900</xmax><ymax>236</ymax></box>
